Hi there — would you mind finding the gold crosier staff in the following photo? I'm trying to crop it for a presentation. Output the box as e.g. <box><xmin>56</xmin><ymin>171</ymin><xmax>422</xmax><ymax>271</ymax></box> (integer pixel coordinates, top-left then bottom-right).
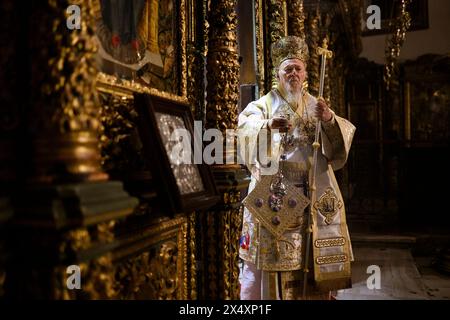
<box><xmin>302</xmin><ymin>38</ymin><xmax>333</xmax><ymax>299</ymax></box>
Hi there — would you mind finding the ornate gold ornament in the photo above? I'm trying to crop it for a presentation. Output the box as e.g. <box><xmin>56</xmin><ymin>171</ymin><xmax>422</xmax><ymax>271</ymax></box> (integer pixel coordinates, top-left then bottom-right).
<box><xmin>206</xmin><ymin>211</ymin><xmax>218</xmax><ymax>299</ymax></box>
<box><xmin>255</xmin><ymin>0</ymin><xmax>265</xmax><ymax>95</ymax></box>
<box><xmin>206</xmin><ymin>0</ymin><xmax>240</xmax><ymax>132</ymax></box>
<box><xmin>315</xmin><ymin>254</ymin><xmax>348</xmax><ymax>265</ymax></box>
<box><xmin>313</xmin><ymin>187</ymin><xmax>342</xmax><ymax>225</ymax></box>
<box><xmin>231</xmin><ymin>206</ymin><xmax>243</xmax><ymax>299</ymax></box>
<box><xmin>114</xmin><ymin>244</ymin><xmax>179</xmax><ymax>300</ymax></box>
<box><xmin>243</xmin><ymin>175</ymin><xmax>310</xmax><ymax>239</ymax></box>
<box><xmin>97</xmin><ymin>73</ymin><xmax>188</xmax><ymax>104</ymax></box>
<box><xmin>305</xmin><ymin>8</ymin><xmax>320</xmax><ymax>96</ymax></box>
<box><xmin>287</xmin><ymin>0</ymin><xmax>306</xmax><ymax>39</ymax></box>
<box><xmin>271</xmin><ymin>35</ymin><xmax>309</xmax><ymax>68</ymax></box>
<box><xmin>113</xmin><ymin>217</ymin><xmax>187</xmax><ymax>299</ymax></box>
<box><xmin>60</xmin><ymin>228</ymin><xmax>92</xmax><ymax>253</ymax></box>
<box><xmin>314</xmin><ymin>237</ymin><xmax>346</xmax><ymax>248</ymax></box>
<box><xmin>81</xmin><ymin>255</ymin><xmax>117</xmax><ymax>299</ymax></box>
<box><xmin>55</xmin><ymin>254</ymin><xmax>116</xmax><ymax>300</ymax></box>
<box><xmin>207</xmin><ymin>164</ymin><xmax>249</xmax><ymax>299</ymax></box>
<box><xmin>188</xmin><ymin>212</ymin><xmax>197</xmax><ymax>299</ymax></box>
<box><xmin>187</xmin><ymin>0</ymin><xmax>208</xmax><ymax>120</ymax></box>
<box><xmin>267</xmin><ymin>0</ymin><xmax>287</xmax><ymax>90</ymax></box>
<box><xmin>29</xmin><ymin>0</ymin><xmax>107</xmax><ymax>183</ymax></box>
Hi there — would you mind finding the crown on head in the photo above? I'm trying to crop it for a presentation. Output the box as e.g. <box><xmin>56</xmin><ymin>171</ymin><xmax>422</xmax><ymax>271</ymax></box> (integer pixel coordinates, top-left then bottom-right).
<box><xmin>271</xmin><ymin>36</ymin><xmax>309</xmax><ymax>68</ymax></box>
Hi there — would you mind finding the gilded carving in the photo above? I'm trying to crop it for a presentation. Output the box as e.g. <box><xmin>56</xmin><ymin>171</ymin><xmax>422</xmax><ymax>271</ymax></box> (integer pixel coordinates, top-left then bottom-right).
<box><xmin>287</xmin><ymin>0</ymin><xmax>305</xmax><ymax>39</ymax></box>
<box><xmin>30</xmin><ymin>0</ymin><xmax>106</xmax><ymax>182</ymax></box>
<box><xmin>207</xmin><ymin>165</ymin><xmax>249</xmax><ymax>299</ymax></box>
<box><xmin>179</xmin><ymin>0</ymin><xmax>188</xmax><ymax>98</ymax></box>
<box><xmin>60</xmin><ymin>228</ymin><xmax>91</xmax><ymax>254</ymax></box>
<box><xmin>266</xmin><ymin>0</ymin><xmax>287</xmax><ymax>91</ymax></box>
<box><xmin>181</xmin><ymin>219</ymin><xmax>188</xmax><ymax>299</ymax></box>
<box><xmin>188</xmin><ymin>211</ymin><xmax>197</xmax><ymax>299</ymax></box>
<box><xmin>221</xmin><ymin>210</ymin><xmax>231</xmax><ymax>299</ymax></box>
<box><xmin>113</xmin><ymin>217</ymin><xmax>187</xmax><ymax>299</ymax></box>
<box><xmin>305</xmin><ymin>8</ymin><xmax>320</xmax><ymax>96</ymax></box>
<box><xmin>50</xmin><ymin>221</ymin><xmax>119</xmax><ymax>299</ymax></box>
<box><xmin>230</xmin><ymin>206</ymin><xmax>243</xmax><ymax>299</ymax></box>
<box><xmin>255</xmin><ymin>0</ymin><xmax>265</xmax><ymax>96</ymax></box>
<box><xmin>98</xmin><ymin>91</ymin><xmax>148</xmax><ymax>174</ymax></box>
<box><xmin>95</xmin><ymin>220</ymin><xmax>116</xmax><ymax>244</ymax></box>
<box><xmin>206</xmin><ymin>0</ymin><xmax>240</xmax><ymax>132</ymax></box>
<box><xmin>148</xmin><ymin>242</ymin><xmax>180</xmax><ymax>299</ymax></box>
<box><xmin>313</xmin><ymin>187</ymin><xmax>342</xmax><ymax>225</ymax></box>
<box><xmin>97</xmin><ymin>73</ymin><xmax>189</xmax><ymax>104</ymax></box>
<box><xmin>205</xmin><ymin>206</ymin><xmax>242</xmax><ymax>300</ymax></box>
<box><xmin>55</xmin><ymin>255</ymin><xmax>116</xmax><ymax>300</ymax></box>
<box><xmin>80</xmin><ymin>255</ymin><xmax>117</xmax><ymax>299</ymax></box>
<box><xmin>187</xmin><ymin>0</ymin><xmax>207</xmax><ymax>121</ymax></box>
<box><xmin>223</xmin><ymin>190</ymin><xmax>242</xmax><ymax>205</ymax></box>
<box><xmin>115</xmin><ymin>243</ymin><xmax>179</xmax><ymax>300</ymax></box>
<box><xmin>206</xmin><ymin>212</ymin><xmax>218</xmax><ymax>299</ymax></box>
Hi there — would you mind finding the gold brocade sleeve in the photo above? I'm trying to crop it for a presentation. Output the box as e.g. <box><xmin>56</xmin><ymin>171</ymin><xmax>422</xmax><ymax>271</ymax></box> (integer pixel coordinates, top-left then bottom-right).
<box><xmin>237</xmin><ymin>96</ymin><xmax>273</xmax><ymax>177</ymax></box>
<box><xmin>320</xmin><ymin>113</ymin><xmax>356</xmax><ymax>171</ymax></box>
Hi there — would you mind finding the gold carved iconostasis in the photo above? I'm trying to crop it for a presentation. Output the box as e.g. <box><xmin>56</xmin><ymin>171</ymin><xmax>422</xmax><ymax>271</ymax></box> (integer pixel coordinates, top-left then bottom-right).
<box><xmin>9</xmin><ymin>0</ymin><xmax>443</xmax><ymax>300</ymax></box>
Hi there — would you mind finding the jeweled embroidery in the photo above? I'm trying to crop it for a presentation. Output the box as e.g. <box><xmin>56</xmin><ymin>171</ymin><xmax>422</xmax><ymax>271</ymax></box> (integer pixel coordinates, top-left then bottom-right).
<box><xmin>314</xmin><ymin>187</ymin><xmax>342</xmax><ymax>225</ymax></box>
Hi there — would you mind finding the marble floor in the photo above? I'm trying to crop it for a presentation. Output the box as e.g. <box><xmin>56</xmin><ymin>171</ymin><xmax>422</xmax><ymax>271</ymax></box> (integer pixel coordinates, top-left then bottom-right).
<box><xmin>335</xmin><ymin>238</ymin><xmax>450</xmax><ymax>300</ymax></box>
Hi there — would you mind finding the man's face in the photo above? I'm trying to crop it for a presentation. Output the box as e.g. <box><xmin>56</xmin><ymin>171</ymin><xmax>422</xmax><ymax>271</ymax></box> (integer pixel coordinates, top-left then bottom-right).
<box><xmin>277</xmin><ymin>58</ymin><xmax>306</xmax><ymax>93</ymax></box>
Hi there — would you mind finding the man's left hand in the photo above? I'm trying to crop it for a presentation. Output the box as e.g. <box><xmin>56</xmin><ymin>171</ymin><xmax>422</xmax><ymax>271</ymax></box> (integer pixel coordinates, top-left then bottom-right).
<box><xmin>315</xmin><ymin>98</ymin><xmax>333</xmax><ymax>122</ymax></box>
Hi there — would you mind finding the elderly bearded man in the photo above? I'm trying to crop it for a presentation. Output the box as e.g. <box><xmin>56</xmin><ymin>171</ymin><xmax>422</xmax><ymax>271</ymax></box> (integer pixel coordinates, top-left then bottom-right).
<box><xmin>238</xmin><ymin>36</ymin><xmax>356</xmax><ymax>300</ymax></box>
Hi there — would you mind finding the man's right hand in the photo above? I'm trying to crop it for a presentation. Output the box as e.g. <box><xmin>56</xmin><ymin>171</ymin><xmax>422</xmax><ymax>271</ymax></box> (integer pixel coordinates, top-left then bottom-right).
<box><xmin>268</xmin><ymin>116</ymin><xmax>291</xmax><ymax>132</ymax></box>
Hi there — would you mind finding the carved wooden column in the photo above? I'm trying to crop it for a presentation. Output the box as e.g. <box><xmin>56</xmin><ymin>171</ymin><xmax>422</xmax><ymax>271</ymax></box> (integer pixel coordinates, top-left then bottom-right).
<box><xmin>202</xmin><ymin>0</ymin><xmax>249</xmax><ymax>300</ymax></box>
<box><xmin>206</xmin><ymin>0</ymin><xmax>239</xmax><ymax>132</ymax></box>
<box><xmin>4</xmin><ymin>0</ymin><xmax>138</xmax><ymax>299</ymax></box>
<box><xmin>188</xmin><ymin>0</ymin><xmax>208</xmax><ymax>122</ymax></box>
<box><xmin>185</xmin><ymin>0</ymin><xmax>209</xmax><ymax>300</ymax></box>
<box><xmin>265</xmin><ymin>0</ymin><xmax>286</xmax><ymax>91</ymax></box>
<box><xmin>304</xmin><ymin>6</ymin><xmax>320</xmax><ymax>96</ymax></box>
<box><xmin>255</xmin><ymin>0</ymin><xmax>265</xmax><ymax>96</ymax></box>
<box><xmin>287</xmin><ymin>0</ymin><xmax>305</xmax><ymax>39</ymax></box>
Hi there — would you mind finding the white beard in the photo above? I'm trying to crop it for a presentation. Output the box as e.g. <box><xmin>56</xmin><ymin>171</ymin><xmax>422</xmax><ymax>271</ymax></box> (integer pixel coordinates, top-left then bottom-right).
<box><xmin>285</xmin><ymin>88</ymin><xmax>302</xmax><ymax>108</ymax></box>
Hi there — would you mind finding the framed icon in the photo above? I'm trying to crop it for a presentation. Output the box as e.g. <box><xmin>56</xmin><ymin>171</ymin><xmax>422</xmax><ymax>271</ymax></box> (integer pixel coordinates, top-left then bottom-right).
<box><xmin>94</xmin><ymin>0</ymin><xmax>187</xmax><ymax>98</ymax></box>
<box><xmin>134</xmin><ymin>92</ymin><xmax>219</xmax><ymax>213</ymax></box>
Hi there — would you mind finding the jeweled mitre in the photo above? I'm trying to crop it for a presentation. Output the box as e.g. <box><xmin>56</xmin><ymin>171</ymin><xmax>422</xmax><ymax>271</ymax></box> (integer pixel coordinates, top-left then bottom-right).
<box><xmin>271</xmin><ymin>36</ymin><xmax>309</xmax><ymax>67</ymax></box>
